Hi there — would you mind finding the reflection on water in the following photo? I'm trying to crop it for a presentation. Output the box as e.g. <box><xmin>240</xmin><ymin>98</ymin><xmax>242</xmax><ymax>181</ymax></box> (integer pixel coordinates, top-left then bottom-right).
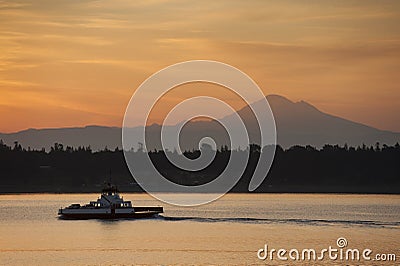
<box><xmin>0</xmin><ymin>194</ymin><xmax>399</xmax><ymax>265</ymax></box>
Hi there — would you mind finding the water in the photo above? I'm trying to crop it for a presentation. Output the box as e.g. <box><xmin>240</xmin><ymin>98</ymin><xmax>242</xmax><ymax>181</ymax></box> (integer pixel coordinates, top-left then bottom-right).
<box><xmin>0</xmin><ymin>194</ymin><xmax>399</xmax><ymax>265</ymax></box>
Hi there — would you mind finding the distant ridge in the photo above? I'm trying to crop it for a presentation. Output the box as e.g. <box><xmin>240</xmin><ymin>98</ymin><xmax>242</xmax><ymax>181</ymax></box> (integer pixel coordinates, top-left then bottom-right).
<box><xmin>1</xmin><ymin>95</ymin><xmax>399</xmax><ymax>150</ymax></box>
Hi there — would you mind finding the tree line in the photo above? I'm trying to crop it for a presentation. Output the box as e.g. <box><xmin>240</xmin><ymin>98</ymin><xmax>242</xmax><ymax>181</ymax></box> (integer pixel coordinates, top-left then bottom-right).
<box><xmin>0</xmin><ymin>140</ymin><xmax>399</xmax><ymax>193</ymax></box>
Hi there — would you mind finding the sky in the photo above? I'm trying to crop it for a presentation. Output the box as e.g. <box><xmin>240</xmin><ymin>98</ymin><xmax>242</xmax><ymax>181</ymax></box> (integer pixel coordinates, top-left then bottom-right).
<box><xmin>0</xmin><ymin>0</ymin><xmax>399</xmax><ymax>133</ymax></box>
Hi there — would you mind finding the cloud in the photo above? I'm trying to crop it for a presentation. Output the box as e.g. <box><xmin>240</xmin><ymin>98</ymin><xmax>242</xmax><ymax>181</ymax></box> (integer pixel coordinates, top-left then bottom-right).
<box><xmin>0</xmin><ymin>79</ymin><xmax>39</xmax><ymax>87</ymax></box>
<box><xmin>0</xmin><ymin>0</ymin><xmax>399</xmax><ymax>132</ymax></box>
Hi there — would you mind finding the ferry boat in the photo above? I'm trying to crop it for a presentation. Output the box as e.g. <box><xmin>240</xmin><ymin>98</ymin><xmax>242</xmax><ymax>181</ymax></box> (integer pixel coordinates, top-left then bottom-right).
<box><xmin>58</xmin><ymin>184</ymin><xmax>163</xmax><ymax>219</ymax></box>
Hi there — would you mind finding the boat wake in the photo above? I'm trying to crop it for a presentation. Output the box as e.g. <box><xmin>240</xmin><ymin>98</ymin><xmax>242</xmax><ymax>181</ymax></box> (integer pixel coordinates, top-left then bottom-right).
<box><xmin>158</xmin><ymin>216</ymin><xmax>400</xmax><ymax>229</ymax></box>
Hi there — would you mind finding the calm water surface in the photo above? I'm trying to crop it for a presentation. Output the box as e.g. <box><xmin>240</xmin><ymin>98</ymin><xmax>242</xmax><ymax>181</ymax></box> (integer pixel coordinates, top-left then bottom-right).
<box><xmin>0</xmin><ymin>194</ymin><xmax>399</xmax><ymax>265</ymax></box>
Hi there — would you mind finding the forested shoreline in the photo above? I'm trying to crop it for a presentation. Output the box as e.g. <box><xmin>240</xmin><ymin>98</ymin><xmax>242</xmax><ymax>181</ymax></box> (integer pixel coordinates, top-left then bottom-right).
<box><xmin>0</xmin><ymin>140</ymin><xmax>399</xmax><ymax>193</ymax></box>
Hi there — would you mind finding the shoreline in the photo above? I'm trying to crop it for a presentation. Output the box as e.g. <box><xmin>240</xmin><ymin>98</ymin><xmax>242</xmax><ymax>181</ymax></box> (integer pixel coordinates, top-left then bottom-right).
<box><xmin>1</xmin><ymin>191</ymin><xmax>399</xmax><ymax>195</ymax></box>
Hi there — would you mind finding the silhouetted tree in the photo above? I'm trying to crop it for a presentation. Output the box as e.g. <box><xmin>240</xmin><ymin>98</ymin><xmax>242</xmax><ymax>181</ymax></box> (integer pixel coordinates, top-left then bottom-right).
<box><xmin>0</xmin><ymin>141</ymin><xmax>398</xmax><ymax>193</ymax></box>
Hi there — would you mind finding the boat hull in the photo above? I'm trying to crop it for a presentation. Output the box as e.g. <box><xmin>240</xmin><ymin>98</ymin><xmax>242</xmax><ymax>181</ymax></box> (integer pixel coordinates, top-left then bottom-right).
<box><xmin>59</xmin><ymin>211</ymin><xmax>161</xmax><ymax>220</ymax></box>
<box><xmin>58</xmin><ymin>206</ymin><xmax>163</xmax><ymax>220</ymax></box>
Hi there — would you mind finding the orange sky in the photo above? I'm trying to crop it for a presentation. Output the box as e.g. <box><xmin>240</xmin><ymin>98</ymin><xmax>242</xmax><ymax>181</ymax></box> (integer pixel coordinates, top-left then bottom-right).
<box><xmin>0</xmin><ymin>0</ymin><xmax>399</xmax><ymax>133</ymax></box>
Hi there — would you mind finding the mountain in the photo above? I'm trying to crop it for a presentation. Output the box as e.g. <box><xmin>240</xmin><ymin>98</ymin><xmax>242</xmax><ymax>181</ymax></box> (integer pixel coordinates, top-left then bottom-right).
<box><xmin>0</xmin><ymin>126</ymin><xmax>122</xmax><ymax>151</ymax></box>
<box><xmin>225</xmin><ymin>95</ymin><xmax>400</xmax><ymax>148</ymax></box>
<box><xmin>0</xmin><ymin>95</ymin><xmax>399</xmax><ymax>150</ymax></box>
